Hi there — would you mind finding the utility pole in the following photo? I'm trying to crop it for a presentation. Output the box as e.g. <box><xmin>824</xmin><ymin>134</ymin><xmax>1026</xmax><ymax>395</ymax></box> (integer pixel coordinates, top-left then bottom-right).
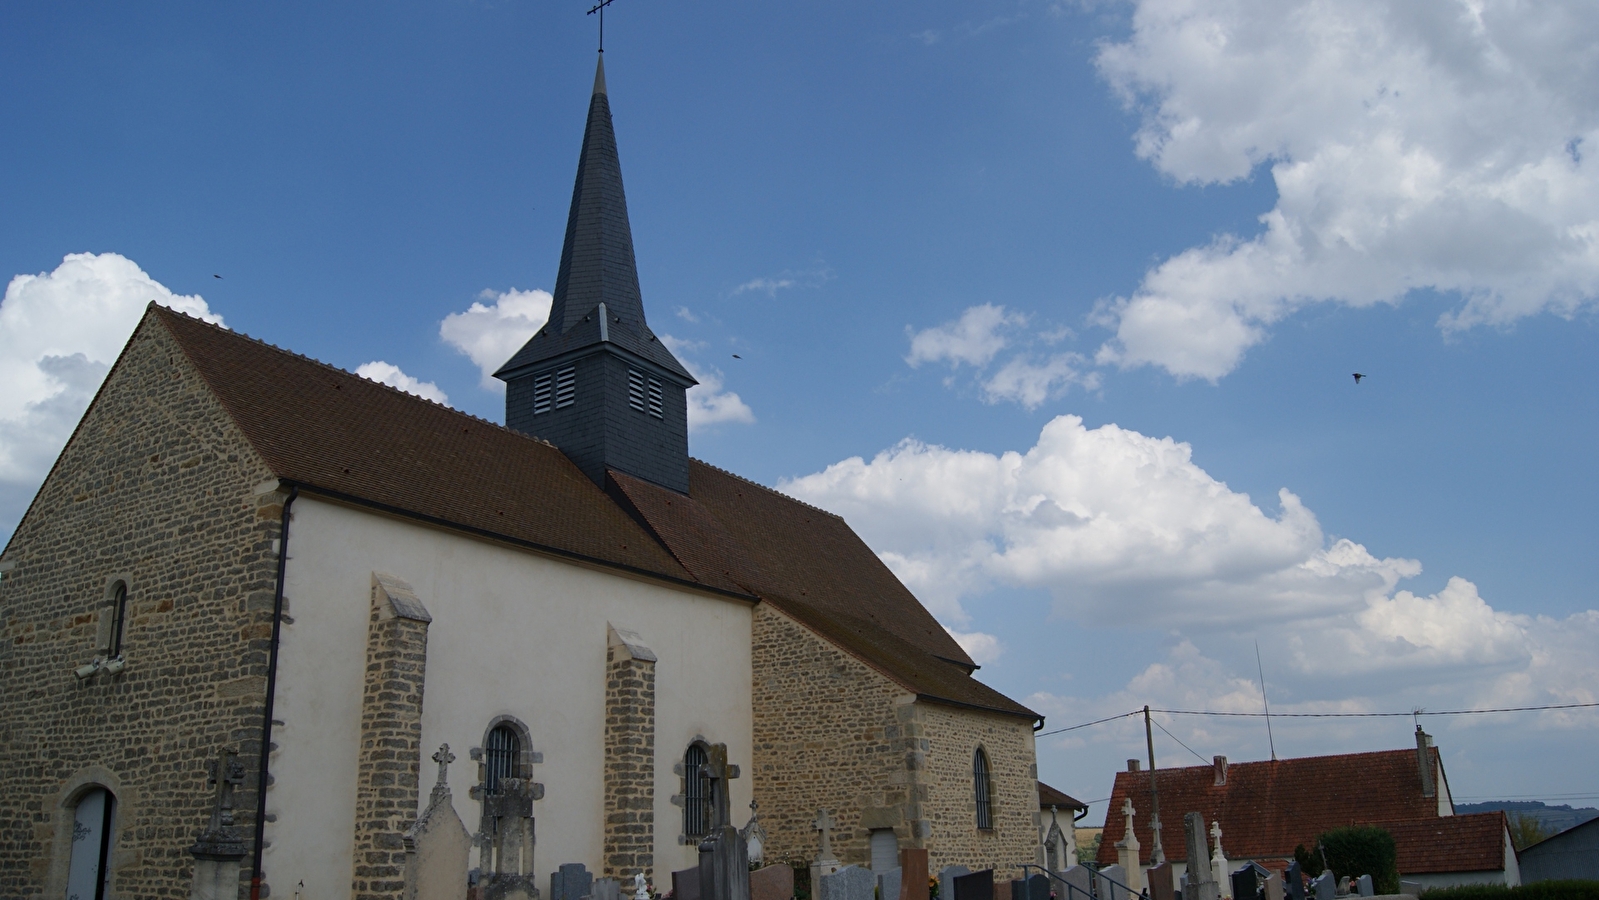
<box><xmin>1144</xmin><ymin>705</ymin><xmax>1165</xmax><ymax>866</ymax></box>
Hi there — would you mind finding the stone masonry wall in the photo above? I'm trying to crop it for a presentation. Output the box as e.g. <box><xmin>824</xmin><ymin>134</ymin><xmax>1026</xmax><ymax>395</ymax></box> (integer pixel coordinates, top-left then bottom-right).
<box><xmin>602</xmin><ymin>634</ymin><xmax>656</xmax><ymax>881</ymax></box>
<box><xmin>351</xmin><ymin>578</ymin><xmax>432</xmax><ymax>900</ymax></box>
<box><xmin>0</xmin><ymin>316</ymin><xmax>280</xmax><ymax>898</ymax></box>
<box><xmin>750</xmin><ymin>605</ymin><xmax>921</xmax><ymax>869</ymax></box>
<box><xmin>917</xmin><ymin>704</ymin><xmax>1037</xmax><ymax>879</ymax></box>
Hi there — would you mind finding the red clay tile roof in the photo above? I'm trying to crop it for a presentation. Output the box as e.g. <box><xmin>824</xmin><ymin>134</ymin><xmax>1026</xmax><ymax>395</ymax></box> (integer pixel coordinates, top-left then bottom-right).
<box><xmin>151</xmin><ymin>306</ymin><xmax>1035</xmax><ymax>719</ymax></box>
<box><xmin>1382</xmin><ymin>813</ymin><xmax>1509</xmax><ymax>874</ymax></box>
<box><xmin>1040</xmin><ymin>781</ymin><xmax>1088</xmax><ymax>811</ymax></box>
<box><xmin>1097</xmin><ymin>748</ymin><xmax>1446</xmax><ymax>866</ymax></box>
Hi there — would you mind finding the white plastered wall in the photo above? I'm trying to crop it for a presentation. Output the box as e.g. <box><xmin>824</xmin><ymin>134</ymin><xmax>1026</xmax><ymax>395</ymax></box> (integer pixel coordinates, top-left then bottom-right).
<box><xmin>264</xmin><ymin>496</ymin><xmax>754</xmax><ymax>896</ymax></box>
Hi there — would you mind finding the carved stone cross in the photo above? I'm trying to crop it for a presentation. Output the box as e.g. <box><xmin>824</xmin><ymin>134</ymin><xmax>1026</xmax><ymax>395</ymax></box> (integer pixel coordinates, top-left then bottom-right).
<box><xmin>206</xmin><ymin>747</ymin><xmax>246</xmax><ymax>828</ymax></box>
<box><xmin>1122</xmin><ymin>797</ymin><xmax>1137</xmax><ymax>831</ymax></box>
<box><xmin>699</xmin><ymin>742</ymin><xmax>740</xmax><ymax>832</ymax></box>
<box><xmin>813</xmin><ymin>808</ymin><xmax>837</xmax><ymax>861</ymax></box>
<box><xmin>434</xmin><ymin>743</ymin><xmax>456</xmax><ymax>786</ymax></box>
<box><xmin>1211</xmin><ymin>820</ymin><xmax>1224</xmax><ymax>856</ymax></box>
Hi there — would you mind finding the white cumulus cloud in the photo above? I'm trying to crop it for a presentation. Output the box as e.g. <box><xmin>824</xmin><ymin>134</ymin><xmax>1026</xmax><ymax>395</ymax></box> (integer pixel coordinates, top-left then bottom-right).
<box><xmin>660</xmin><ymin>335</ymin><xmax>756</xmax><ymax>431</ymax></box>
<box><xmin>355</xmin><ymin>361</ymin><xmax>450</xmax><ymax>405</ymax></box>
<box><xmin>439</xmin><ymin>288</ymin><xmax>552</xmax><ymax>390</ymax></box>
<box><xmin>1093</xmin><ymin>0</ymin><xmax>1599</xmax><ymax>380</ymax></box>
<box><xmin>982</xmin><ymin>353</ymin><xmax>1100</xmax><ymax>409</ymax></box>
<box><xmin>906</xmin><ymin>303</ymin><xmax>1027</xmax><ymax>369</ymax></box>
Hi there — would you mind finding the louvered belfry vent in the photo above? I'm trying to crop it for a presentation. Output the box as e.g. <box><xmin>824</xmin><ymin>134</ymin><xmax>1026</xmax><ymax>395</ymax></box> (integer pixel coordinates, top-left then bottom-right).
<box><xmin>494</xmin><ymin>54</ymin><xmax>697</xmax><ymax>493</ymax></box>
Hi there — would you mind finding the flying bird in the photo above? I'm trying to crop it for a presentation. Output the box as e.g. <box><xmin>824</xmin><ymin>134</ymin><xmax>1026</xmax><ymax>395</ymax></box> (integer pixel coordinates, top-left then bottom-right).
<box><xmin>1352</xmin><ymin>373</ymin><xmax>1365</xmax><ymax>383</ymax></box>
<box><xmin>213</xmin><ymin>274</ymin><xmax>222</xmax><ymax>279</ymax></box>
<box><xmin>732</xmin><ymin>354</ymin><xmax>742</xmax><ymax>359</ymax></box>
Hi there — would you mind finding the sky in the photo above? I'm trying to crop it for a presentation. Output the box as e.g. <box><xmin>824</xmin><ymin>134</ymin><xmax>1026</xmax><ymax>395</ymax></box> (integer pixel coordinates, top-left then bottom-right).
<box><xmin>3</xmin><ymin>0</ymin><xmax>1597</xmax><ymax>824</ymax></box>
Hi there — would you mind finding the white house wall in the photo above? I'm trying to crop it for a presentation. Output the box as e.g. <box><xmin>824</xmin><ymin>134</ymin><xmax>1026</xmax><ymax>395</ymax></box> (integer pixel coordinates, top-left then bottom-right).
<box><xmin>265</xmin><ymin>496</ymin><xmax>754</xmax><ymax>896</ymax></box>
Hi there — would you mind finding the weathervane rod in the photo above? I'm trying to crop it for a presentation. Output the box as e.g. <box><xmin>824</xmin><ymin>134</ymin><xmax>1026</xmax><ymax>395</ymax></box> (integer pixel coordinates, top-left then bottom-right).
<box><xmin>587</xmin><ymin>0</ymin><xmax>618</xmax><ymax>52</ymax></box>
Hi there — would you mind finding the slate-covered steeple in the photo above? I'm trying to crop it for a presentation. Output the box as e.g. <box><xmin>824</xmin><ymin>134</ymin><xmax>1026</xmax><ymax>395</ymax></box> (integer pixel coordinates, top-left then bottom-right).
<box><xmin>496</xmin><ymin>55</ymin><xmax>696</xmax><ymax>493</ymax></box>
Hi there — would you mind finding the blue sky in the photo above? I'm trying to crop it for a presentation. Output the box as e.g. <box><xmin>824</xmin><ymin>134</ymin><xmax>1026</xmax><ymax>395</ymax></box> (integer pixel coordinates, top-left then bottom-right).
<box><xmin>4</xmin><ymin>0</ymin><xmax>1598</xmax><ymax>821</ymax></box>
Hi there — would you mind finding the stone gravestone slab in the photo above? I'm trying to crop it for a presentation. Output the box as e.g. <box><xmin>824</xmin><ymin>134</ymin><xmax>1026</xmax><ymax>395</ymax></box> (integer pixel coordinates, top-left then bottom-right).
<box><xmin>405</xmin><ymin>747</ymin><xmax>473</xmax><ymax>900</ymax></box>
<box><xmin>1009</xmin><ymin>880</ymin><xmax>1025</xmax><ymax>900</ymax></box>
<box><xmin>1399</xmin><ymin>882</ymin><xmax>1422</xmax><ymax>898</ymax></box>
<box><xmin>1263</xmin><ymin>874</ymin><xmax>1283</xmax><ymax>900</ymax></box>
<box><xmin>1057</xmin><ymin>866</ymin><xmax>1092</xmax><ymax>900</ymax></box>
<box><xmin>751</xmin><ymin>866</ymin><xmax>794</xmax><ymax>900</ymax></box>
<box><xmin>880</xmin><ymin>870</ymin><xmax>902</xmax><ymax>900</ymax></box>
<box><xmin>899</xmin><ymin>849</ymin><xmax>929</xmax><ymax>900</ymax></box>
<box><xmin>674</xmin><ymin>868</ymin><xmax>702</xmax><ymax>900</ymax></box>
<box><xmin>697</xmin><ymin>745</ymin><xmax>751</xmax><ymax>900</ymax></box>
<box><xmin>820</xmin><ymin>866</ymin><xmax>875</xmax><ymax>900</ymax></box>
<box><xmin>594</xmin><ymin>879</ymin><xmax>621</xmax><ymax>900</ymax></box>
<box><xmin>1285</xmin><ymin>863</ymin><xmax>1303</xmax><ymax>900</ymax></box>
<box><xmin>1026</xmin><ymin>873</ymin><xmax>1050</xmax><ymax>900</ymax></box>
<box><xmin>1098</xmin><ymin>864</ymin><xmax>1128</xmax><ymax>900</ymax></box>
<box><xmin>1231</xmin><ymin>866</ymin><xmax>1259</xmax><ymax>900</ymax></box>
<box><xmin>1310</xmin><ymin>873</ymin><xmax>1334</xmax><ymax>900</ymax></box>
<box><xmin>553</xmin><ymin>864</ymin><xmax>594</xmax><ymax>900</ymax></box>
<box><xmin>951</xmin><ymin>869</ymin><xmax>994</xmax><ymax>900</ymax></box>
<box><xmin>938</xmin><ymin>866</ymin><xmax>971</xmax><ymax>900</ymax></box>
<box><xmin>1355</xmin><ymin>876</ymin><xmax>1372</xmax><ymax>898</ymax></box>
<box><xmin>1183</xmin><ymin>813</ymin><xmax>1220</xmax><ymax>900</ymax></box>
<box><xmin>1147</xmin><ymin>863</ymin><xmax>1175</xmax><ymax>900</ymax></box>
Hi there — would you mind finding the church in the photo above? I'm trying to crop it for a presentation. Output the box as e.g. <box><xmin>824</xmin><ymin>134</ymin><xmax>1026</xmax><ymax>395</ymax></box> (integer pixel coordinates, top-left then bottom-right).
<box><xmin>0</xmin><ymin>55</ymin><xmax>1045</xmax><ymax>900</ymax></box>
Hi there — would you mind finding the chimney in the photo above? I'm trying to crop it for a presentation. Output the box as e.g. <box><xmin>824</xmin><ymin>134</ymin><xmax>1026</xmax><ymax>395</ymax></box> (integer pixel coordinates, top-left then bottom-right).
<box><xmin>1128</xmin><ymin>759</ymin><xmax>1142</xmax><ymax>773</ymax></box>
<box><xmin>1213</xmin><ymin>755</ymin><xmax>1228</xmax><ymax>786</ymax></box>
<box><xmin>1415</xmin><ymin>725</ymin><xmax>1436</xmax><ymax>798</ymax></box>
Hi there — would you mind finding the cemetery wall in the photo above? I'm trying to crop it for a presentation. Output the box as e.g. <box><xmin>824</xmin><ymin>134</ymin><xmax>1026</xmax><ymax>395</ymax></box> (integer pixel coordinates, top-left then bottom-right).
<box><xmin>917</xmin><ymin>703</ymin><xmax>1038</xmax><ymax>879</ymax></box>
<box><xmin>750</xmin><ymin>604</ymin><xmax>921</xmax><ymax>870</ymax></box>
<box><xmin>272</xmin><ymin>496</ymin><xmax>755</xmax><ymax>891</ymax></box>
<box><xmin>0</xmin><ymin>319</ymin><xmax>280</xmax><ymax>898</ymax></box>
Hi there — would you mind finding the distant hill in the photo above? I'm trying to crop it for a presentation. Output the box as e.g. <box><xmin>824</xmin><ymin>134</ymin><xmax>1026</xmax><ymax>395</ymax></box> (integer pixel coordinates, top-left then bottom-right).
<box><xmin>1456</xmin><ymin>800</ymin><xmax>1599</xmax><ymax>835</ymax></box>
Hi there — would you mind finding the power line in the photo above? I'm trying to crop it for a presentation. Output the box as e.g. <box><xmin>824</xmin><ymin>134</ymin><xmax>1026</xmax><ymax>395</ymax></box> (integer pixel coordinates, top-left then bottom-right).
<box><xmin>1150</xmin><ymin>701</ymin><xmax>1599</xmax><ymax>719</ymax></box>
<box><xmin>1036</xmin><ymin>709</ymin><xmax>1144</xmax><ymax>738</ymax></box>
<box><xmin>1153</xmin><ymin>719</ymin><xmax>1211</xmax><ymax>767</ymax></box>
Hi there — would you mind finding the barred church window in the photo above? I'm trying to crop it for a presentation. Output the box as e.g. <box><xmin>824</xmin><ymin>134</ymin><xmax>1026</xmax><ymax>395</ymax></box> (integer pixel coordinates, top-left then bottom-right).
<box><xmin>555</xmin><ymin>366</ymin><xmax>576</xmax><ymax>409</ymax></box>
<box><xmin>485</xmin><ymin>724</ymin><xmax>522</xmax><ymax>795</ymax></box>
<box><xmin>65</xmin><ymin>786</ymin><xmax>115</xmax><ymax>900</ymax></box>
<box><xmin>683</xmin><ymin>743</ymin><xmax>711</xmax><ymax>838</ymax></box>
<box><xmin>533</xmin><ymin>372</ymin><xmax>553</xmax><ymax>415</ymax></box>
<box><xmin>629</xmin><ymin>369</ymin><xmax>647</xmax><ymax>413</ymax></box>
<box><xmin>647</xmin><ymin>377</ymin><xmax>663</xmax><ymax>419</ymax></box>
<box><xmin>973</xmin><ymin>747</ymin><xmax>993</xmax><ymax>830</ymax></box>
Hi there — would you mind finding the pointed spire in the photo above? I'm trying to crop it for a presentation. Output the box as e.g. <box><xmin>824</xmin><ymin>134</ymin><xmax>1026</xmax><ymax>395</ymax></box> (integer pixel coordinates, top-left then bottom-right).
<box><xmin>496</xmin><ymin>53</ymin><xmax>688</xmax><ymax>381</ymax></box>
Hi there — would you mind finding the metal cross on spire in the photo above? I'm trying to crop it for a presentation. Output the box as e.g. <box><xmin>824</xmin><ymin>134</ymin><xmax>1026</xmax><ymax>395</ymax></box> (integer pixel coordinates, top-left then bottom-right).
<box><xmin>587</xmin><ymin>0</ymin><xmax>620</xmax><ymax>52</ymax></box>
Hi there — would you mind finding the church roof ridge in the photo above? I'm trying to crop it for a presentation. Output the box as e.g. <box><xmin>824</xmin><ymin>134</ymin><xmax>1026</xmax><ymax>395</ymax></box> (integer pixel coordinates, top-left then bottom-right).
<box><xmin>688</xmin><ymin>457</ymin><xmax>844</xmax><ymax>521</ymax></box>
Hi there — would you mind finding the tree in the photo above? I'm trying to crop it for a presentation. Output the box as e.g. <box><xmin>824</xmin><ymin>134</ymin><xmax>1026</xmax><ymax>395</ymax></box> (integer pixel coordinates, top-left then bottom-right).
<box><xmin>1509</xmin><ymin>813</ymin><xmax>1554</xmax><ymax>851</ymax></box>
<box><xmin>1293</xmin><ymin>844</ymin><xmax>1325</xmax><ymax>879</ymax></box>
<box><xmin>1319</xmin><ymin>826</ymin><xmax>1399</xmax><ymax>895</ymax></box>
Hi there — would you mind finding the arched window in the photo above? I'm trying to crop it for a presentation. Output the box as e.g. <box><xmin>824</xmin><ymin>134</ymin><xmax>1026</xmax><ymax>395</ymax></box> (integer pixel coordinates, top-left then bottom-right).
<box><xmin>66</xmin><ymin>786</ymin><xmax>116</xmax><ymax>900</ymax></box>
<box><xmin>107</xmin><ymin>583</ymin><xmax>128</xmax><ymax>658</ymax></box>
<box><xmin>973</xmin><ymin>748</ymin><xmax>993</xmax><ymax>830</ymax></box>
<box><xmin>485</xmin><ymin>724</ymin><xmax>522</xmax><ymax>795</ymax></box>
<box><xmin>683</xmin><ymin>743</ymin><xmax>711</xmax><ymax>838</ymax></box>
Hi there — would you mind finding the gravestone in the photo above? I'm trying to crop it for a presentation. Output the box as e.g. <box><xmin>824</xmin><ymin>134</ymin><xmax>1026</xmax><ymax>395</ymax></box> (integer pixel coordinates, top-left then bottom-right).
<box><xmin>1147</xmin><ymin>863</ymin><xmax>1175</xmax><ymax>900</ymax></box>
<box><xmin>899</xmin><ymin>849</ymin><xmax>930</xmax><ymax>900</ymax></box>
<box><xmin>750</xmin><ymin>866</ymin><xmax>794</xmax><ymax>900</ymax></box>
<box><xmin>1310</xmin><ymin>873</ymin><xmax>1334</xmax><ymax>900</ymax></box>
<box><xmin>1098</xmin><ymin>864</ymin><xmax>1128</xmax><ymax>900</ymax></box>
<box><xmin>552</xmin><ymin>864</ymin><xmax>594</xmax><ymax>900</ymax></box>
<box><xmin>478</xmin><ymin>777</ymin><xmax>542</xmax><ymax>900</ymax></box>
<box><xmin>880</xmin><ymin>869</ymin><xmax>903</xmax><ymax>900</ymax></box>
<box><xmin>696</xmin><ymin>744</ymin><xmax>751</xmax><ymax>900</ymax></box>
<box><xmin>1009</xmin><ymin>880</ymin><xmax>1025</xmax><ymax>900</ymax></box>
<box><xmin>595</xmin><ymin>879</ymin><xmax>621</xmax><ymax>900</ymax></box>
<box><xmin>673</xmin><ymin>868</ymin><xmax>702</xmax><ymax>900</ymax></box>
<box><xmin>1025</xmin><ymin>873</ymin><xmax>1050</xmax><ymax>900</ymax></box>
<box><xmin>1057</xmin><ymin>866</ymin><xmax>1092</xmax><ymax>900</ymax></box>
<box><xmin>1183</xmin><ymin>813</ymin><xmax>1220</xmax><ymax>900</ymax></box>
<box><xmin>1231</xmin><ymin>862</ymin><xmax>1269</xmax><ymax>900</ymax></box>
<box><xmin>1285</xmin><ymin>863</ymin><xmax>1303</xmax><ymax>900</ymax></box>
<box><xmin>820</xmin><ymin>865</ymin><xmax>876</xmax><ymax>900</ymax></box>
<box><xmin>1355</xmin><ymin>876</ymin><xmax>1372</xmax><ymax>898</ymax></box>
<box><xmin>812</xmin><ymin>810</ymin><xmax>843</xmax><ymax>889</ymax></box>
<box><xmin>1262</xmin><ymin>874</ymin><xmax>1283</xmax><ymax>900</ymax></box>
<box><xmin>951</xmin><ymin>869</ymin><xmax>994</xmax><ymax>900</ymax></box>
<box><xmin>189</xmin><ymin>747</ymin><xmax>248</xmax><ymax>900</ymax></box>
<box><xmin>1399</xmin><ymin>882</ymin><xmax>1422</xmax><ymax>898</ymax></box>
<box><xmin>938</xmin><ymin>866</ymin><xmax>971</xmax><ymax>900</ymax></box>
<box><xmin>405</xmin><ymin>745</ymin><xmax>474</xmax><ymax>900</ymax></box>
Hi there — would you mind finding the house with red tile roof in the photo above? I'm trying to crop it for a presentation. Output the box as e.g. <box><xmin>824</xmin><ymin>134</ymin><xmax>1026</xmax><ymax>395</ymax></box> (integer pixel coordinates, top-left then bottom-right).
<box><xmin>1095</xmin><ymin>730</ymin><xmax>1519</xmax><ymax>891</ymax></box>
<box><xmin>0</xmin><ymin>54</ymin><xmax>1043</xmax><ymax>900</ymax></box>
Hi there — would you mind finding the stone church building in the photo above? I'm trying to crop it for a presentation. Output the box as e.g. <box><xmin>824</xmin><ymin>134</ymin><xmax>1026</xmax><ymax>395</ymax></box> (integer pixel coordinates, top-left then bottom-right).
<box><xmin>0</xmin><ymin>56</ymin><xmax>1044</xmax><ymax>899</ymax></box>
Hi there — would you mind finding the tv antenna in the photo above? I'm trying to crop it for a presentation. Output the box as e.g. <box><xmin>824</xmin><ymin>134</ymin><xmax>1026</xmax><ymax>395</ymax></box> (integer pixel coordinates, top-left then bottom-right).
<box><xmin>588</xmin><ymin>0</ymin><xmax>620</xmax><ymax>52</ymax></box>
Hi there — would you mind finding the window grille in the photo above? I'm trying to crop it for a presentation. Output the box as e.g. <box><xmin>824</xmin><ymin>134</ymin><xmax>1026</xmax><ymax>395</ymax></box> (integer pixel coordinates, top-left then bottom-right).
<box><xmin>647</xmin><ymin>378</ymin><xmax>663</xmax><ymax>419</ymax></box>
<box><xmin>532</xmin><ymin>373</ymin><xmax>553</xmax><ymax>415</ymax></box>
<box><xmin>974</xmin><ymin>747</ymin><xmax>993</xmax><ymax>830</ymax></box>
<box><xmin>629</xmin><ymin>369</ymin><xmax>647</xmax><ymax>413</ymax></box>
<box><xmin>109</xmin><ymin>583</ymin><xmax>127</xmax><ymax>658</ymax></box>
<box><xmin>683</xmin><ymin>744</ymin><xmax>711</xmax><ymax>837</ymax></box>
<box><xmin>485</xmin><ymin>724</ymin><xmax>522</xmax><ymax>795</ymax></box>
<box><xmin>555</xmin><ymin>367</ymin><xmax>576</xmax><ymax>409</ymax></box>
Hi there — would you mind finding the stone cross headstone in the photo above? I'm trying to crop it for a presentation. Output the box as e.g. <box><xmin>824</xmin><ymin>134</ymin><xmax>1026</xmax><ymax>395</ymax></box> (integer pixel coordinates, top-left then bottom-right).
<box><xmin>1183</xmin><ymin>813</ymin><xmax>1220</xmax><ymax>900</ymax></box>
<box><xmin>1285</xmin><ymin>863</ymin><xmax>1303</xmax><ymax>900</ymax></box>
<box><xmin>951</xmin><ymin>869</ymin><xmax>994</xmax><ymax>900</ymax></box>
<box><xmin>1098</xmin><ymin>864</ymin><xmax>1128</xmax><ymax>900</ymax></box>
<box><xmin>1056</xmin><ymin>866</ymin><xmax>1091</xmax><ymax>900</ymax></box>
<box><xmin>1355</xmin><ymin>876</ymin><xmax>1372</xmax><ymax>898</ymax></box>
<box><xmin>1113</xmin><ymin>798</ymin><xmax>1143</xmax><ymax>894</ymax></box>
<box><xmin>814</xmin><ymin>809</ymin><xmax>839</xmax><ymax>865</ymax></box>
<box><xmin>696</xmin><ymin>744</ymin><xmax>750</xmax><ymax>900</ymax></box>
<box><xmin>820</xmin><ymin>866</ymin><xmax>876</xmax><ymax>900</ymax></box>
<box><xmin>750</xmin><ymin>865</ymin><xmax>794</xmax><ymax>900</ymax></box>
<box><xmin>1310</xmin><ymin>872</ymin><xmax>1334</xmax><ymax>900</ymax></box>
<box><xmin>1146</xmin><ymin>862</ymin><xmax>1175</xmax><ymax>900</ymax></box>
<box><xmin>189</xmin><ymin>747</ymin><xmax>249</xmax><ymax>900</ymax></box>
<box><xmin>1210</xmin><ymin>821</ymin><xmax>1229</xmax><ymax>896</ymax></box>
<box><xmin>673</xmin><ymin>867</ymin><xmax>702</xmax><ymax>900</ymax></box>
<box><xmin>403</xmin><ymin>744</ymin><xmax>473</xmax><ymax>900</ymax></box>
<box><xmin>938</xmin><ymin>866</ymin><xmax>971</xmax><ymax>900</ymax></box>
<box><xmin>899</xmin><ymin>848</ymin><xmax>929</xmax><ymax>900</ymax></box>
<box><xmin>1025</xmin><ymin>873</ymin><xmax>1050</xmax><ymax>900</ymax></box>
